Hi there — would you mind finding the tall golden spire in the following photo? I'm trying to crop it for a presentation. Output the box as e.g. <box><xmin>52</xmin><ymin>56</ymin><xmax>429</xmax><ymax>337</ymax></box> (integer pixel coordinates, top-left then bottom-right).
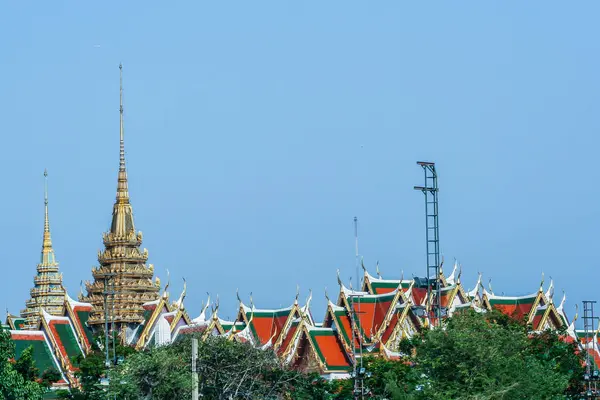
<box><xmin>110</xmin><ymin>64</ymin><xmax>135</xmax><ymax>235</ymax></box>
<box><xmin>85</xmin><ymin>64</ymin><xmax>159</xmax><ymax>331</ymax></box>
<box><xmin>117</xmin><ymin>63</ymin><xmax>129</xmax><ymax>205</ymax></box>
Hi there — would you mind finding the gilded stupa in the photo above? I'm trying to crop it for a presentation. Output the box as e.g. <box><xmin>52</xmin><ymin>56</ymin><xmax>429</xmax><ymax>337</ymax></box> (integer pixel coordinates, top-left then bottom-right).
<box><xmin>84</xmin><ymin>64</ymin><xmax>160</xmax><ymax>332</ymax></box>
<box><xmin>20</xmin><ymin>170</ymin><xmax>66</xmax><ymax>330</ymax></box>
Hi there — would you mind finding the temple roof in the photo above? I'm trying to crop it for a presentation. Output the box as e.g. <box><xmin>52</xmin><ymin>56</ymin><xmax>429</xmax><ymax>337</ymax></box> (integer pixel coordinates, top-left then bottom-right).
<box><xmin>236</xmin><ymin>297</ymin><xmax>300</xmax><ymax>347</ymax></box>
<box><xmin>10</xmin><ymin>330</ymin><xmax>65</xmax><ymax>381</ymax></box>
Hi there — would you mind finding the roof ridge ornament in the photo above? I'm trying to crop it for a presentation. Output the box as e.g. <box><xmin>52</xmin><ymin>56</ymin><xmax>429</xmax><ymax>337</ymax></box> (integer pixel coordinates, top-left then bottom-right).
<box><xmin>557</xmin><ymin>290</ymin><xmax>566</xmax><ymax>311</ymax></box>
<box><xmin>447</xmin><ymin>259</ymin><xmax>458</xmax><ymax>283</ymax></box>
<box><xmin>545</xmin><ymin>277</ymin><xmax>554</xmax><ymax>302</ymax></box>
<box><xmin>303</xmin><ymin>289</ymin><xmax>312</xmax><ymax>311</ymax></box>
<box><xmin>375</xmin><ymin>261</ymin><xmax>381</xmax><ymax>279</ymax></box>
<box><xmin>539</xmin><ymin>272</ymin><xmax>545</xmax><ymax>292</ymax></box>
<box><xmin>175</xmin><ymin>278</ymin><xmax>186</xmax><ymax>309</ymax></box>
<box><xmin>162</xmin><ymin>269</ymin><xmax>170</xmax><ymax>299</ymax></box>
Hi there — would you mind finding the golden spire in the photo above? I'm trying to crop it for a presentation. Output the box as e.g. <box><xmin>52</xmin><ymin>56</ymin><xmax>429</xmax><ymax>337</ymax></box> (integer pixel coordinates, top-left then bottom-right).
<box><xmin>41</xmin><ymin>169</ymin><xmax>55</xmax><ymax>266</ymax></box>
<box><xmin>110</xmin><ymin>63</ymin><xmax>135</xmax><ymax>236</ymax></box>
<box><xmin>116</xmin><ymin>63</ymin><xmax>129</xmax><ymax>205</ymax></box>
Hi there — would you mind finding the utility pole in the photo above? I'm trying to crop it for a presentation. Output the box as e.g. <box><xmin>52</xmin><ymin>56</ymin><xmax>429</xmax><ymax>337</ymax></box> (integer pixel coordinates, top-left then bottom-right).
<box><xmin>414</xmin><ymin>161</ymin><xmax>443</xmax><ymax>326</ymax></box>
<box><xmin>350</xmin><ymin>217</ymin><xmax>366</xmax><ymax>399</ymax></box>
<box><xmin>111</xmin><ymin>275</ymin><xmax>117</xmax><ymax>366</ymax></box>
<box><xmin>354</xmin><ymin>217</ymin><xmax>359</xmax><ymax>290</ymax></box>
<box><xmin>103</xmin><ymin>272</ymin><xmax>116</xmax><ymax>368</ymax></box>
<box><xmin>192</xmin><ymin>338</ymin><xmax>199</xmax><ymax>400</ymax></box>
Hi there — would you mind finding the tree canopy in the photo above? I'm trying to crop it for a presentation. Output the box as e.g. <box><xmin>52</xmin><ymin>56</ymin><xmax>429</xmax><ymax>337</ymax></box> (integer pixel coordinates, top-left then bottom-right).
<box><xmin>44</xmin><ymin>309</ymin><xmax>586</xmax><ymax>399</ymax></box>
<box><xmin>0</xmin><ymin>328</ymin><xmax>47</xmax><ymax>400</ymax></box>
<box><xmin>380</xmin><ymin>310</ymin><xmax>584</xmax><ymax>400</ymax></box>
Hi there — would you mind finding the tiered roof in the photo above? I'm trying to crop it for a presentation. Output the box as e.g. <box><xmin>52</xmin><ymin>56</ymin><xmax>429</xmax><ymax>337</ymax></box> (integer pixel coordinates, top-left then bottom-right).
<box><xmin>83</xmin><ymin>65</ymin><xmax>160</xmax><ymax>330</ymax></box>
<box><xmin>9</xmin><ymin>294</ymin><xmax>95</xmax><ymax>388</ymax></box>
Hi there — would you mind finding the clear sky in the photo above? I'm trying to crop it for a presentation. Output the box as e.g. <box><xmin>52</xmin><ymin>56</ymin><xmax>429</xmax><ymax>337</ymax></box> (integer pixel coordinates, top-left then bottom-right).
<box><xmin>1</xmin><ymin>2</ymin><xmax>599</xmax><ymax>324</ymax></box>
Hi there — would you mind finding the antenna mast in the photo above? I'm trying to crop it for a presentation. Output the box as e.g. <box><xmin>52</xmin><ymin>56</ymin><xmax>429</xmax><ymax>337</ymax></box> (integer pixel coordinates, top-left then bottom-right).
<box><xmin>414</xmin><ymin>161</ymin><xmax>442</xmax><ymax>326</ymax></box>
<box><xmin>582</xmin><ymin>300</ymin><xmax>599</xmax><ymax>397</ymax></box>
<box><xmin>354</xmin><ymin>217</ymin><xmax>359</xmax><ymax>288</ymax></box>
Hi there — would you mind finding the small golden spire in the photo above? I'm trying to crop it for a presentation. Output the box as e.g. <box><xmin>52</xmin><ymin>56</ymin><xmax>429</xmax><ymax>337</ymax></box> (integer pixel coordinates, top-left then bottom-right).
<box><xmin>44</xmin><ymin>169</ymin><xmax>49</xmax><ymax>234</ymax></box>
<box><xmin>41</xmin><ymin>169</ymin><xmax>54</xmax><ymax>261</ymax></box>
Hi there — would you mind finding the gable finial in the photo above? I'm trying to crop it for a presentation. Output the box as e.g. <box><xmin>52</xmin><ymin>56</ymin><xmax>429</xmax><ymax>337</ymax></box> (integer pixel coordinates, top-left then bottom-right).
<box><xmin>176</xmin><ymin>278</ymin><xmax>187</xmax><ymax>309</ymax></box>
<box><xmin>545</xmin><ymin>277</ymin><xmax>554</xmax><ymax>301</ymax></box>
<box><xmin>304</xmin><ymin>289</ymin><xmax>312</xmax><ymax>309</ymax></box>
<box><xmin>162</xmin><ymin>269</ymin><xmax>170</xmax><ymax>299</ymax></box>
<box><xmin>376</xmin><ymin>261</ymin><xmax>381</xmax><ymax>278</ymax></box>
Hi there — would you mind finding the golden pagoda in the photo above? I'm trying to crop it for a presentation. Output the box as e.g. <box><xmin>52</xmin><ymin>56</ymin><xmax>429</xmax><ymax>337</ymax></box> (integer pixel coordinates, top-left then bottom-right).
<box><xmin>84</xmin><ymin>64</ymin><xmax>160</xmax><ymax>333</ymax></box>
<box><xmin>20</xmin><ymin>170</ymin><xmax>66</xmax><ymax>330</ymax></box>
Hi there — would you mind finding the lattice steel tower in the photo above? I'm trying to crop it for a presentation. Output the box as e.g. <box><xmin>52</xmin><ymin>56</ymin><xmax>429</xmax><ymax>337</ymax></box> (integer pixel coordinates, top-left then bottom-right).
<box><xmin>414</xmin><ymin>161</ymin><xmax>442</xmax><ymax>325</ymax></box>
<box><xmin>582</xmin><ymin>300</ymin><xmax>599</xmax><ymax>398</ymax></box>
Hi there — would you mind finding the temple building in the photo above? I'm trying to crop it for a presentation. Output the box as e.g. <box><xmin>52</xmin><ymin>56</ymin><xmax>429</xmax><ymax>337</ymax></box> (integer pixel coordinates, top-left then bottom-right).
<box><xmin>19</xmin><ymin>170</ymin><xmax>65</xmax><ymax>330</ymax></box>
<box><xmin>3</xmin><ymin>66</ymin><xmax>598</xmax><ymax>394</ymax></box>
<box><xmin>82</xmin><ymin>64</ymin><xmax>160</xmax><ymax>336</ymax></box>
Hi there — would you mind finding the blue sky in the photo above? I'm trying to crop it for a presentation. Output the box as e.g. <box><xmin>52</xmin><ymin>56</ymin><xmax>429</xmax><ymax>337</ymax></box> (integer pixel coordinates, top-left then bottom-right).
<box><xmin>1</xmin><ymin>2</ymin><xmax>599</xmax><ymax>324</ymax></box>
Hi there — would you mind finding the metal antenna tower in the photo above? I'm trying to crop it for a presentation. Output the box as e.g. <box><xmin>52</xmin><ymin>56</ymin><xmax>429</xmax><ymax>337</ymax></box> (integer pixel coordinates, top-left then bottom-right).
<box><xmin>349</xmin><ymin>291</ymin><xmax>366</xmax><ymax>400</ymax></box>
<box><xmin>583</xmin><ymin>301</ymin><xmax>598</xmax><ymax>398</ymax></box>
<box><xmin>414</xmin><ymin>161</ymin><xmax>442</xmax><ymax>325</ymax></box>
<box><xmin>348</xmin><ymin>217</ymin><xmax>366</xmax><ymax>399</ymax></box>
<box><xmin>354</xmin><ymin>217</ymin><xmax>359</xmax><ymax>290</ymax></box>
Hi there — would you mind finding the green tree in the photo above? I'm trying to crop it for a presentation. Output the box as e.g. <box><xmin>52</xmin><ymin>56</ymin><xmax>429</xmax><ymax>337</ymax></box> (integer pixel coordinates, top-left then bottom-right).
<box><xmin>56</xmin><ymin>351</ymin><xmax>111</xmax><ymax>400</ymax></box>
<box><xmin>108</xmin><ymin>336</ymin><xmax>340</xmax><ymax>400</ymax></box>
<box><xmin>399</xmin><ymin>310</ymin><xmax>582</xmax><ymax>400</ymax></box>
<box><xmin>0</xmin><ymin>329</ymin><xmax>45</xmax><ymax>400</ymax></box>
<box><xmin>40</xmin><ymin>368</ymin><xmax>61</xmax><ymax>389</ymax></box>
<box><xmin>14</xmin><ymin>346</ymin><xmax>39</xmax><ymax>382</ymax></box>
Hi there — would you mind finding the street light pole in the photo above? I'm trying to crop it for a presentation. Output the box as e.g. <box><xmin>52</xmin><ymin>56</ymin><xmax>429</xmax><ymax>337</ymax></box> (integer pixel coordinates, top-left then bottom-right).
<box><xmin>192</xmin><ymin>338</ymin><xmax>199</xmax><ymax>400</ymax></box>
